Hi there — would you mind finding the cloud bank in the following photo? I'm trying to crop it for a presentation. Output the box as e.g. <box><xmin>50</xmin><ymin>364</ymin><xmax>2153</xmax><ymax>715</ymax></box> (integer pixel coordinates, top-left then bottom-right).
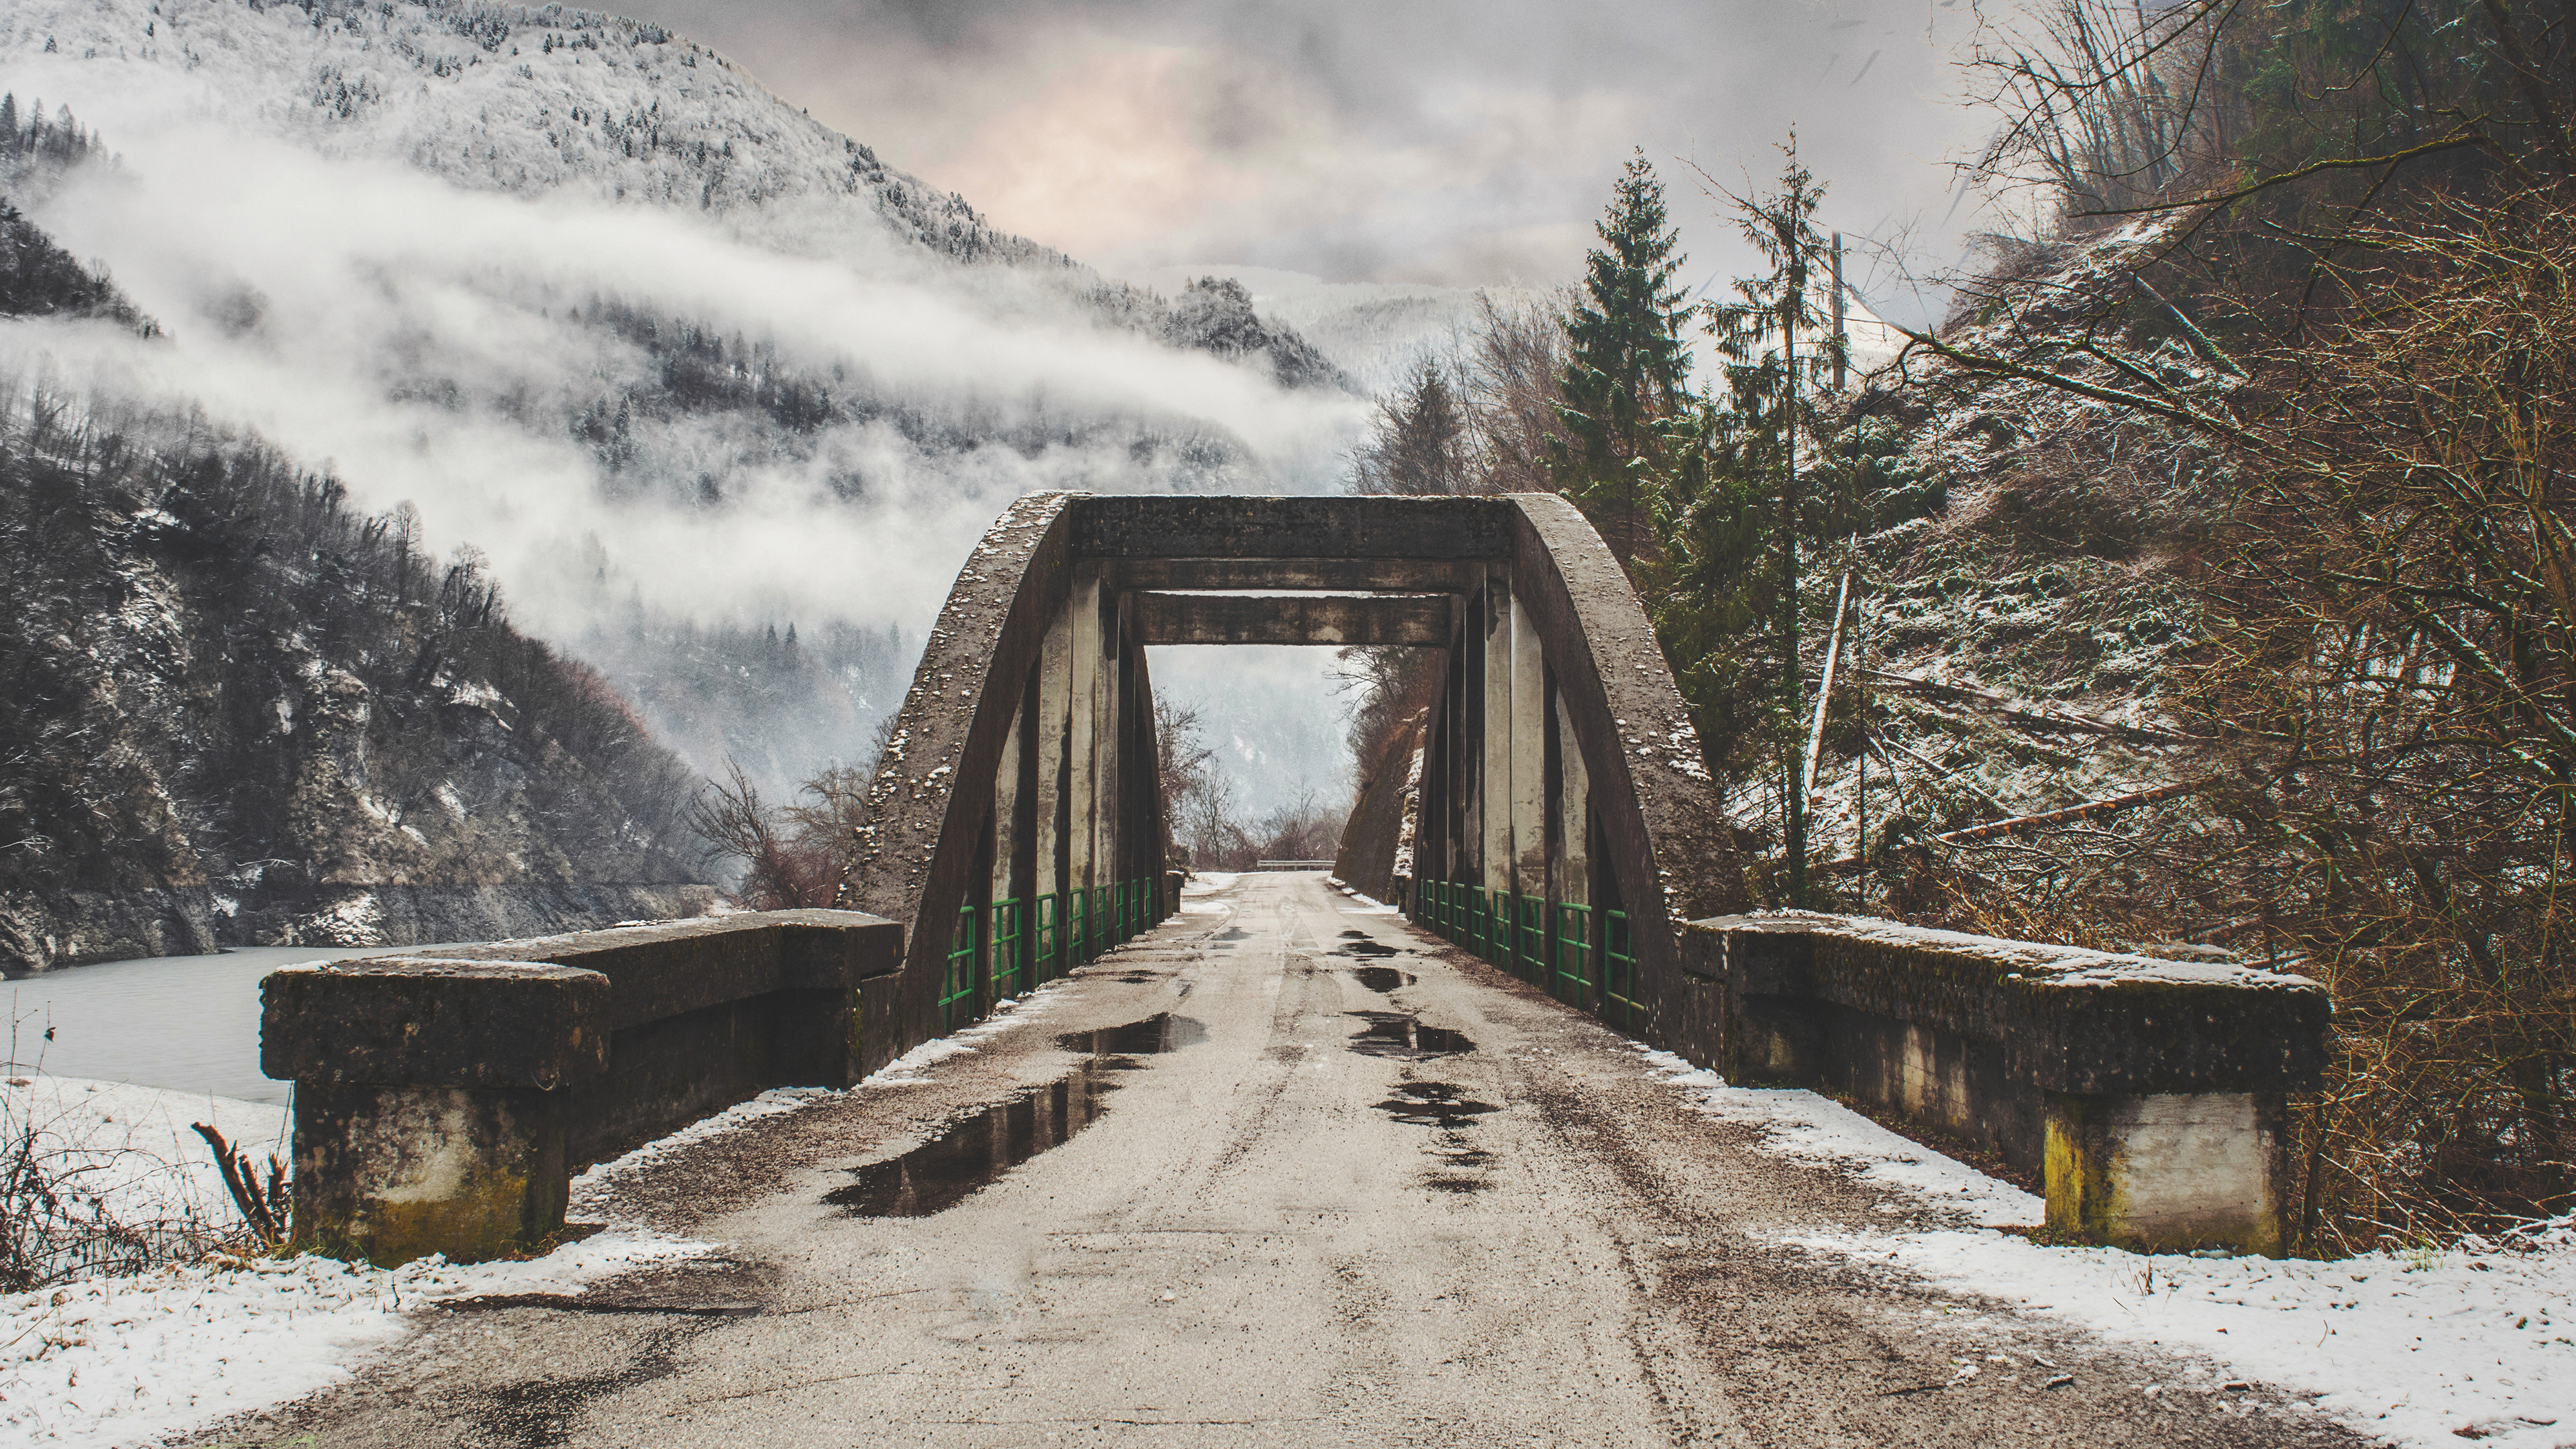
<box><xmin>615</xmin><ymin>0</ymin><xmax>1998</xmax><ymax>323</ymax></box>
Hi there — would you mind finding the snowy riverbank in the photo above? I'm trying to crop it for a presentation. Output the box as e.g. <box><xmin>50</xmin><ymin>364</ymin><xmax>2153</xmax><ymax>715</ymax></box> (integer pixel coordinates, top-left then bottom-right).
<box><xmin>0</xmin><ymin>1076</ymin><xmax>712</xmax><ymax>1448</ymax></box>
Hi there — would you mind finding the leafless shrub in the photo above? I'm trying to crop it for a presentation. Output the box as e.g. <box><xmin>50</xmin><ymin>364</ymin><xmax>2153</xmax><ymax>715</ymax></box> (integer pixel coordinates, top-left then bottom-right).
<box><xmin>0</xmin><ymin>1092</ymin><xmax>244</xmax><ymax>1291</ymax></box>
<box><xmin>685</xmin><ymin>757</ymin><xmax>858</xmax><ymax>909</ymax></box>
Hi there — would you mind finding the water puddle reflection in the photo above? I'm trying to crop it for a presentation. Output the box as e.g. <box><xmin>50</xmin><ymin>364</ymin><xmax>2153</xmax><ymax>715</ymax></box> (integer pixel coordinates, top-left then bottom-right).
<box><xmin>1373</xmin><ymin>1081</ymin><xmax>1501</xmax><ymax>1128</ymax></box>
<box><xmin>1346</xmin><ymin>1010</ymin><xmax>1475</xmax><ymax>1059</ymax></box>
<box><xmin>1350</xmin><ymin>966</ymin><xmax>1413</xmax><ymax>994</ymax></box>
<box><xmin>826</xmin><ymin>1015</ymin><xmax>1196</xmax><ymax>1217</ymax></box>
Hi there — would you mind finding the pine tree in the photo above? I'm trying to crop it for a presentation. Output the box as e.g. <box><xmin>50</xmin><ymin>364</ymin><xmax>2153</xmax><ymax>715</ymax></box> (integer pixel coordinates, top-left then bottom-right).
<box><xmin>1552</xmin><ymin>151</ymin><xmax>1692</xmax><ymax>573</ymax></box>
<box><xmin>1650</xmin><ymin>134</ymin><xmax>1842</xmax><ymax>904</ymax></box>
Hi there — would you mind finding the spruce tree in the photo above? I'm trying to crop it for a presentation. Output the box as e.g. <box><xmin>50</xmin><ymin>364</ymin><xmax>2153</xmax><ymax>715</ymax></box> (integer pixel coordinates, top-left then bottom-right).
<box><xmin>1552</xmin><ymin>151</ymin><xmax>1691</xmax><ymax>572</ymax></box>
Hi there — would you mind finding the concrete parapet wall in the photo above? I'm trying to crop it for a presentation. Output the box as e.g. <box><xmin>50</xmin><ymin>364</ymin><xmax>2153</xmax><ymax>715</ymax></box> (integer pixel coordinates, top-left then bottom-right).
<box><xmin>1685</xmin><ymin>912</ymin><xmax>2328</xmax><ymax>1254</ymax></box>
<box><xmin>262</xmin><ymin>910</ymin><xmax>902</xmax><ymax>1265</ymax></box>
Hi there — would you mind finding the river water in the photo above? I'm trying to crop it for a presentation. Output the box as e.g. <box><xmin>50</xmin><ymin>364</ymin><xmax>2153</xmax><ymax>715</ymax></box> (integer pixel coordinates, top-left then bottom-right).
<box><xmin>1</xmin><ymin>945</ymin><xmax>464</xmax><ymax>1106</ymax></box>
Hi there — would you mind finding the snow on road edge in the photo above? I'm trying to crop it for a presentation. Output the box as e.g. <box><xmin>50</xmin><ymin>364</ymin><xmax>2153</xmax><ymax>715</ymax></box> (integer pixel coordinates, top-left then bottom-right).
<box><xmin>4</xmin><ymin>986</ymin><xmax>1080</xmax><ymax>1449</ymax></box>
<box><xmin>1627</xmin><ymin>1044</ymin><xmax>2576</xmax><ymax>1448</ymax></box>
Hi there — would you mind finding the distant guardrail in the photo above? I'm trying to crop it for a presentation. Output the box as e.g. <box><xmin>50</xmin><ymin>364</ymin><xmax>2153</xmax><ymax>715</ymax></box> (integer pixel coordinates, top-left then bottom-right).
<box><xmin>1251</xmin><ymin>860</ymin><xmax>1334</xmax><ymax>871</ymax></box>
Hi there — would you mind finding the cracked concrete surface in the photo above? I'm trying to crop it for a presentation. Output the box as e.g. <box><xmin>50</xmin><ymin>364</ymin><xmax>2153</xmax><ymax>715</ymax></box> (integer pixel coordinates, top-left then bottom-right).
<box><xmin>196</xmin><ymin>873</ymin><xmax>2367</xmax><ymax>1448</ymax></box>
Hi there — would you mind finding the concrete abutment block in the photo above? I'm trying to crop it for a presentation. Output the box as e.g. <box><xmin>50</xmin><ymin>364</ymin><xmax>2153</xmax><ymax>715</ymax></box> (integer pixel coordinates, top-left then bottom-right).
<box><xmin>1687</xmin><ymin>912</ymin><xmax>2327</xmax><ymax>1256</ymax></box>
<box><xmin>264</xmin><ymin>911</ymin><xmax>902</xmax><ymax>1266</ymax></box>
<box><xmin>290</xmin><ymin>1081</ymin><xmax>567</xmax><ymax>1267</ymax></box>
<box><xmin>2045</xmin><ymin>1091</ymin><xmax>2288</xmax><ymax>1255</ymax></box>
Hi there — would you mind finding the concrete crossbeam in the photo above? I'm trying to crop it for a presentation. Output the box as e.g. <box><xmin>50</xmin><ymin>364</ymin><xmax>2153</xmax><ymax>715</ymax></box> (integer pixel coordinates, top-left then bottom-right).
<box><xmin>1109</xmin><ymin>558</ymin><xmax>1486</xmax><ymax>592</ymax></box>
<box><xmin>1071</xmin><ymin>495</ymin><xmax>1513</xmax><ymax>560</ymax></box>
<box><xmin>1132</xmin><ymin>592</ymin><xmax>1454</xmax><ymax>646</ymax></box>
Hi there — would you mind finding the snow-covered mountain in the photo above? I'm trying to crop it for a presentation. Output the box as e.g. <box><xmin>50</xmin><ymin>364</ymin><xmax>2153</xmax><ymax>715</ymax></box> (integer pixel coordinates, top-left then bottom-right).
<box><xmin>0</xmin><ymin>0</ymin><xmax>1369</xmax><ymax>810</ymax></box>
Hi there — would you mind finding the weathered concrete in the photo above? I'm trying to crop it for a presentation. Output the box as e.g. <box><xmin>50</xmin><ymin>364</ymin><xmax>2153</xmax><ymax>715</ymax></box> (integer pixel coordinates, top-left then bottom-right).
<box><xmin>1131</xmin><ymin>590</ymin><xmax>1452</xmax><ymax>645</ymax></box>
<box><xmin>1109</xmin><ymin>557</ymin><xmax>1485</xmax><ymax>592</ymax></box>
<box><xmin>1069</xmin><ymin>494</ymin><xmax>1515</xmax><ymax>559</ymax></box>
<box><xmin>1685</xmin><ymin>911</ymin><xmax>2328</xmax><ymax>1254</ymax></box>
<box><xmin>212</xmin><ymin>875</ymin><xmax>2367</xmax><ymax>1449</ymax></box>
<box><xmin>843</xmin><ymin>492</ymin><xmax>1752</xmax><ymax>1092</ymax></box>
<box><xmin>263</xmin><ymin>910</ymin><xmax>901</xmax><ymax>1265</ymax></box>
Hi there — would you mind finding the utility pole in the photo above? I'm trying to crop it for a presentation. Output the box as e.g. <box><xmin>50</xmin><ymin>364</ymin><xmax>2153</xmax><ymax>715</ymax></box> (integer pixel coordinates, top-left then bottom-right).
<box><xmin>1780</xmin><ymin>212</ymin><xmax>1807</xmax><ymax>908</ymax></box>
<box><xmin>1830</xmin><ymin>231</ymin><xmax>1847</xmax><ymax>394</ymax></box>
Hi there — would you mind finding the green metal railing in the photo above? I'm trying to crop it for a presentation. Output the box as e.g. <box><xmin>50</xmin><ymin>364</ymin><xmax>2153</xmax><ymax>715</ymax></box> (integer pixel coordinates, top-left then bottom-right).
<box><xmin>1603</xmin><ymin>909</ymin><xmax>1641</xmax><ymax>1031</ymax></box>
<box><xmin>941</xmin><ymin>902</ymin><xmax>980</xmax><ymax>1030</ymax></box>
<box><xmin>1034</xmin><ymin>892</ymin><xmax>1063</xmax><ymax>981</ymax></box>
<box><xmin>1404</xmin><ymin>881</ymin><xmax>1644</xmax><ymax>1034</ymax></box>
<box><xmin>1517</xmin><ymin>894</ymin><xmax>1548</xmax><ymax>984</ymax></box>
<box><xmin>990</xmin><ymin>898</ymin><xmax>1025</xmax><ymax>1000</ymax></box>
<box><xmin>1553</xmin><ymin>901</ymin><xmax>1595</xmax><ymax>1006</ymax></box>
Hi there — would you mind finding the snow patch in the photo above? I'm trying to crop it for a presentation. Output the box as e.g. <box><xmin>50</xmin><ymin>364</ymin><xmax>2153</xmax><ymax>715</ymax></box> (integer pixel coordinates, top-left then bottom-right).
<box><xmin>1793</xmin><ymin>1225</ymin><xmax>2576</xmax><ymax>1449</ymax></box>
<box><xmin>1630</xmin><ymin>1047</ymin><xmax>2041</xmax><ymax>1227</ymax></box>
<box><xmin>1621</xmin><ymin>1043</ymin><xmax>2576</xmax><ymax>1447</ymax></box>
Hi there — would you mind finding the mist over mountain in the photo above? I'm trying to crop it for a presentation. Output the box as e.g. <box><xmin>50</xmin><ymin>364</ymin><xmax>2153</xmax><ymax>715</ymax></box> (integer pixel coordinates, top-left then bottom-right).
<box><xmin>0</xmin><ymin>0</ymin><xmax>1368</xmax><ymax>822</ymax></box>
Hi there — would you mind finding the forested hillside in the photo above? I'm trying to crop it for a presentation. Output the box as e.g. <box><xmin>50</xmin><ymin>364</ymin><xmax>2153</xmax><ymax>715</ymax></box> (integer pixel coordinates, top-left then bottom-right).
<box><xmin>1334</xmin><ymin>0</ymin><xmax>2576</xmax><ymax>1251</ymax></box>
<box><xmin>0</xmin><ymin>378</ymin><xmax>712</xmax><ymax>972</ymax></box>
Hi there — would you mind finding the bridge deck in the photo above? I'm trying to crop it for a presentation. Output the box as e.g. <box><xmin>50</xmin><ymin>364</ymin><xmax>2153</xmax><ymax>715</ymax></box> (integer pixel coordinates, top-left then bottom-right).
<box><xmin>226</xmin><ymin>873</ymin><xmax>2356</xmax><ymax>1448</ymax></box>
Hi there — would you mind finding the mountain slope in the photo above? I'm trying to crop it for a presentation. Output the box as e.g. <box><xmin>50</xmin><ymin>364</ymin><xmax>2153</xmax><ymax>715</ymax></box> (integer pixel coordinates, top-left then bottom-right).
<box><xmin>0</xmin><ymin>374</ymin><xmax>712</xmax><ymax>973</ymax></box>
<box><xmin>0</xmin><ymin>0</ymin><xmax>1368</xmax><ymax>809</ymax></box>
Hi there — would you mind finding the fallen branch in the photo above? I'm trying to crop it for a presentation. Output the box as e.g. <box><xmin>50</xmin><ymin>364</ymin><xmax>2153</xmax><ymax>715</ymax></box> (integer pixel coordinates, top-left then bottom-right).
<box><xmin>1862</xmin><ymin>669</ymin><xmax>2192</xmax><ymax>745</ymax></box>
<box><xmin>1931</xmin><ymin>779</ymin><xmax>2205</xmax><ymax>845</ymax></box>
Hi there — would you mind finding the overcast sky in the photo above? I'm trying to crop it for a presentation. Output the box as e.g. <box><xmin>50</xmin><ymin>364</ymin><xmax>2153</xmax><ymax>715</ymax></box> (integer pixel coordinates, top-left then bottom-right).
<box><xmin>614</xmin><ymin>0</ymin><xmax>2000</xmax><ymax>324</ymax></box>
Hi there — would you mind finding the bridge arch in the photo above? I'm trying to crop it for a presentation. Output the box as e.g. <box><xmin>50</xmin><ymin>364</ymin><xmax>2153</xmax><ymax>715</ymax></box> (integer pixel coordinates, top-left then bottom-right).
<box><xmin>840</xmin><ymin>492</ymin><xmax>1749</xmax><ymax>1064</ymax></box>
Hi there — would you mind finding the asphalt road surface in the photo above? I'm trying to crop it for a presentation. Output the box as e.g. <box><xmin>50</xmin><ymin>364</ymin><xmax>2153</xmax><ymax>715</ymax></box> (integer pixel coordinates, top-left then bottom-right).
<box><xmin>201</xmin><ymin>872</ymin><xmax>2367</xmax><ymax>1448</ymax></box>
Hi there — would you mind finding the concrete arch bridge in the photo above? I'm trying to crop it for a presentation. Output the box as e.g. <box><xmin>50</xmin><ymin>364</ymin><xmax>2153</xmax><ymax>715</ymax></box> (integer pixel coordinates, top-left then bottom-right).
<box><xmin>264</xmin><ymin>490</ymin><xmax>2325</xmax><ymax>1273</ymax></box>
<box><xmin>837</xmin><ymin>490</ymin><xmax>1748</xmax><ymax>1059</ymax></box>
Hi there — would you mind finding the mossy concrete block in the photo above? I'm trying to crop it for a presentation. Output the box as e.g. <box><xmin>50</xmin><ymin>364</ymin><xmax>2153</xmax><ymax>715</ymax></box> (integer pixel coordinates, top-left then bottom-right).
<box><xmin>1690</xmin><ymin>912</ymin><xmax>2326</xmax><ymax>1254</ymax></box>
<box><xmin>290</xmin><ymin>1081</ymin><xmax>566</xmax><ymax>1267</ymax></box>
<box><xmin>1697</xmin><ymin>912</ymin><xmax>2329</xmax><ymax>1094</ymax></box>
<box><xmin>2046</xmin><ymin>1091</ymin><xmax>2288</xmax><ymax>1255</ymax></box>
<box><xmin>264</xmin><ymin>910</ymin><xmax>904</xmax><ymax>1266</ymax></box>
<box><xmin>261</xmin><ymin>958</ymin><xmax>611</xmax><ymax>1090</ymax></box>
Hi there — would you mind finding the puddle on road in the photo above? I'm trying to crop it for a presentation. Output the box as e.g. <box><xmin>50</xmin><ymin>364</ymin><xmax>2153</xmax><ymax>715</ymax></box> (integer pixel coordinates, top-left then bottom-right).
<box><xmin>1214</xmin><ymin>927</ymin><xmax>1251</xmax><ymax>941</ymax></box>
<box><xmin>1055</xmin><ymin>1012</ymin><xmax>1205</xmax><ymax>1059</ymax></box>
<box><xmin>1374</xmin><ymin>1081</ymin><xmax>1501</xmax><ymax>1128</ymax></box>
<box><xmin>1346</xmin><ymin>1010</ymin><xmax>1475</xmax><ymax>1059</ymax></box>
<box><xmin>828</xmin><ymin>1015</ymin><xmax>1195</xmax><ymax>1217</ymax></box>
<box><xmin>1350</xmin><ymin>966</ymin><xmax>1414</xmax><ymax>994</ymax></box>
<box><xmin>1332</xmin><ymin>929</ymin><xmax>1402</xmax><ymax>959</ymax></box>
